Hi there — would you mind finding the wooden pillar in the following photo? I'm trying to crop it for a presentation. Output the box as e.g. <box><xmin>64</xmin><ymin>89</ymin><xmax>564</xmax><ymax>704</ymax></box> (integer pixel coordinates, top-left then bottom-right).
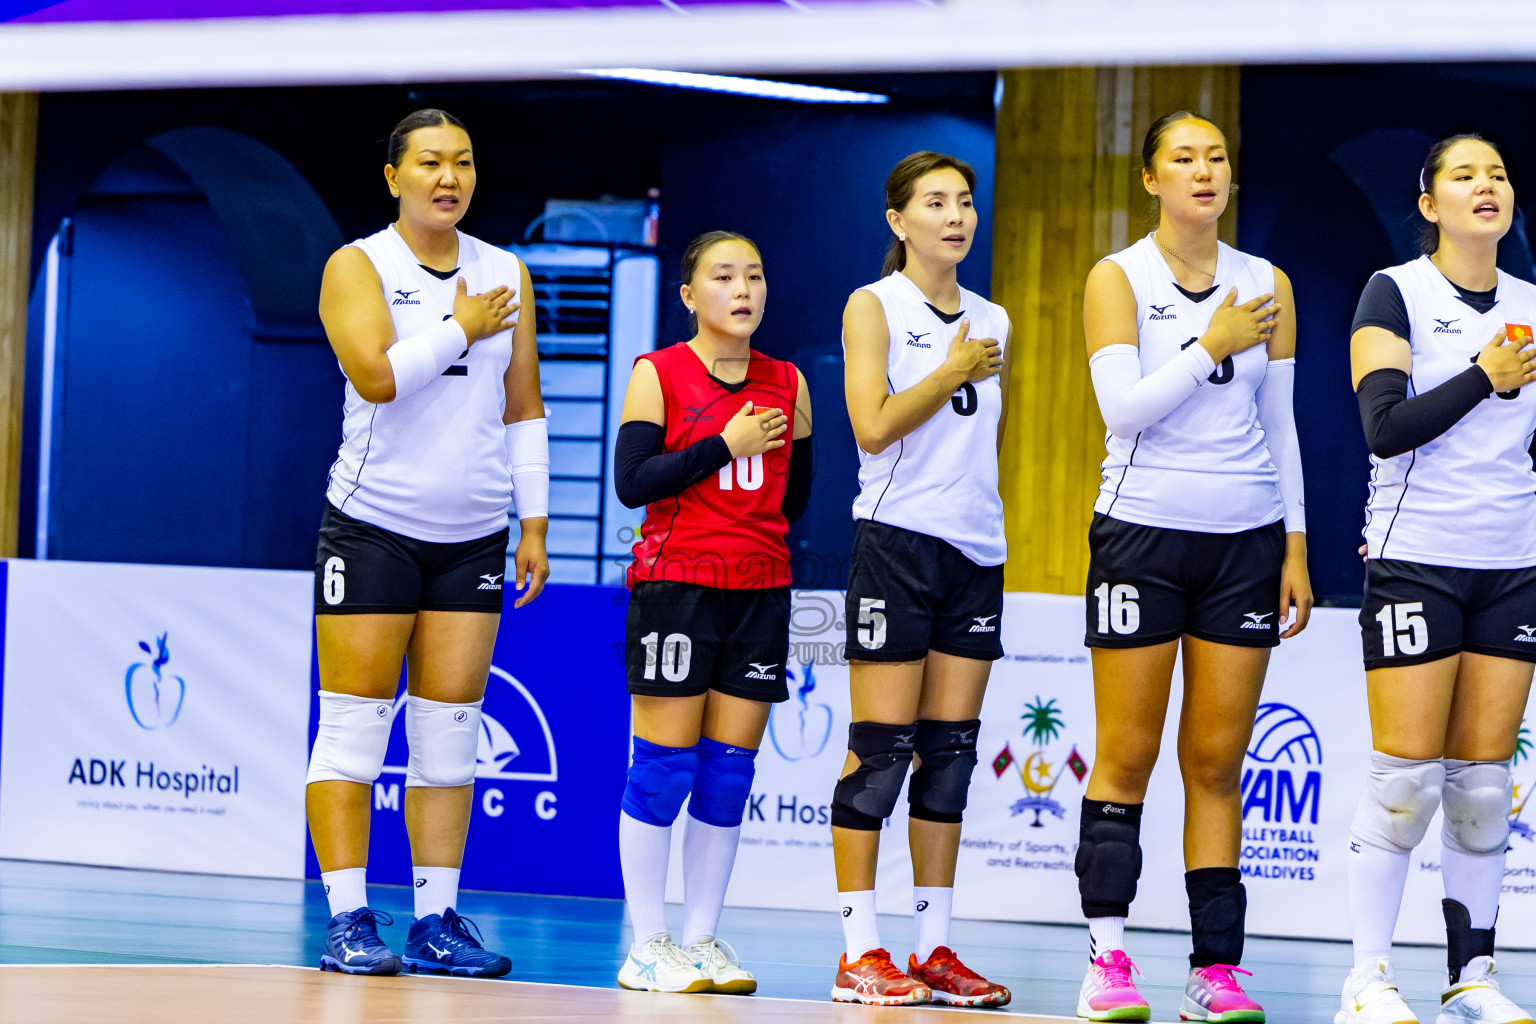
<box><xmin>0</xmin><ymin>93</ymin><xmax>34</xmax><ymax>558</ymax></box>
<box><xmin>993</xmin><ymin>67</ymin><xmax>1240</xmax><ymax>594</ymax></box>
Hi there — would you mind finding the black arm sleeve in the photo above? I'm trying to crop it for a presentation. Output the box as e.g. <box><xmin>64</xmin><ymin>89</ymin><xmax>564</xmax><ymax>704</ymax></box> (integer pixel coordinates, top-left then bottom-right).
<box><xmin>1356</xmin><ymin>366</ymin><xmax>1492</xmax><ymax>459</ymax></box>
<box><xmin>613</xmin><ymin>420</ymin><xmax>733</xmax><ymax>509</ymax></box>
<box><xmin>781</xmin><ymin>435</ymin><xmax>813</xmax><ymax>525</ymax></box>
<box><xmin>1351</xmin><ymin>274</ymin><xmax>1412</xmax><ymax>339</ymax></box>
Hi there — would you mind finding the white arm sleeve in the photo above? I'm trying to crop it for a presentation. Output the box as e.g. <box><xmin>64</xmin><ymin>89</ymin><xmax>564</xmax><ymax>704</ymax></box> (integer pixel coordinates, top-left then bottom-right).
<box><xmin>1088</xmin><ymin>342</ymin><xmax>1216</xmax><ymax>439</ymax></box>
<box><xmin>506</xmin><ymin>417</ymin><xmax>550</xmax><ymax>520</ymax></box>
<box><xmin>1255</xmin><ymin>358</ymin><xmax>1305</xmax><ymax>533</ymax></box>
<box><xmin>384</xmin><ymin>319</ymin><xmax>468</xmax><ymax>400</ymax></box>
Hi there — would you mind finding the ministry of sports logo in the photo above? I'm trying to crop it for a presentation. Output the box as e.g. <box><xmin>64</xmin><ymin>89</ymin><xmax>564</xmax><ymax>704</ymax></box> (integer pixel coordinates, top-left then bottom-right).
<box><xmin>969</xmin><ymin>615</ymin><xmax>998</xmax><ymax>633</ymax></box>
<box><xmin>745</xmin><ymin>662</ymin><xmax>779</xmax><ymax>681</ymax></box>
<box><xmin>392</xmin><ymin>289</ymin><xmax>422</xmax><ymax>305</ymax></box>
<box><xmin>125</xmin><ymin>632</ymin><xmax>186</xmax><ymax>730</ymax></box>
<box><xmin>477</xmin><ymin>573</ymin><xmax>504</xmax><ymax>591</ymax></box>
<box><xmin>993</xmin><ymin>696</ymin><xmax>1090</xmax><ymax>827</ymax></box>
<box><xmin>1433</xmin><ymin>317</ymin><xmax>1461</xmax><ymax>334</ymax></box>
<box><xmin>1148</xmin><ymin>303</ymin><xmax>1177</xmax><ymax>321</ymax></box>
<box><xmin>1241</xmin><ymin>612</ymin><xmax>1273</xmax><ymax>630</ymax></box>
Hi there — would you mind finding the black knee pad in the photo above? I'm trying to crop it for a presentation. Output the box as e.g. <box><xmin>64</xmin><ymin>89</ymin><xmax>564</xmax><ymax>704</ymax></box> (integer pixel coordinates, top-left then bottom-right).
<box><xmin>1187</xmin><ymin>867</ymin><xmax>1246</xmax><ymax>968</ymax></box>
<box><xmin>831</xmin><ymin>721</ymin><xmax>916</xmax><ymax>831</ymax></box>
<box><xmin>1075</xmin><ymin>798</ymin><xmax>1143</xmax><ymax>918</ymax></box>
<box><xmin>908</xmin><ymin>718</ymin><xmax>981</xmax><ymax>824</ymax></box>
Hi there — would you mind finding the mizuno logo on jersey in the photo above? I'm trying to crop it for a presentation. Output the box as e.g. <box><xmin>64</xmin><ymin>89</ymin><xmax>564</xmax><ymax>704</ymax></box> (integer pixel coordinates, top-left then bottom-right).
<box><xmin>745</xmin><ymin>662</ymin><xmax>779</xmax><ymax>680</ymax></box>
<box><xmin>478</xmin><ymin>573</ymin><xmax>504</xmax><ymax>590</ymax></box>
<box><xmin>1433</xmin><ymin>318</ymin><xmax>1462</xmax><ymax>334</ymax></box>
<box><xmin>683</xmin><ymin>404</ymin><xmax>713</xmax><ymax>423</ymax></box>
<box><xmin>1516</xmin><ymin>625</ymin><xmax>1536</xmax><ymax>642</ymax></box>
<box><xmin>1148</xmin><ymin>304</ymin><xmax>1177</xmax><ymax>320</ymax></box>
<box><xmin>906</xmin><ymin>331</ymin><xmax>932</xmax><ymax>349</ymax></box>
<box><xmin>969</xmin><ymin>615</ymin><xmax>998</xmax><ymax>633</ymax></box>
<box><xmin>392</xmin><ymin>289</ymin><xmax>422</xmax><ymax>305</ymax></box>
<box><xmin>1241</xmin><ymin>612</ymin><xmax>1273</xmax><ymax>629</ymax></box>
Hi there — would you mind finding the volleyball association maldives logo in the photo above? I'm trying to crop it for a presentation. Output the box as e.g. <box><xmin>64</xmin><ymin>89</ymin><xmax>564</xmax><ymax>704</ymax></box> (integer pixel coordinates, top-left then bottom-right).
<box><xmin>993</xmin><ymin>696</ymin><xmax>1089</xmax><ymax>827</ymax></box>
<box><xmin>767</xmin><ymin>659</ymin><xmax>833</xmax><ymax>761</ymax></box>
<box><xmin>125</xmin><ymin>632</ymin><xmax>186</xmax><ymax>730</ymax></box>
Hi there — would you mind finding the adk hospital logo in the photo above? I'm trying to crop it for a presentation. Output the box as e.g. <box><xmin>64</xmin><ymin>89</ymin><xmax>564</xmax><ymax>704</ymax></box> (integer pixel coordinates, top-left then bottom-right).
<box><xmin>376</xmin><ymin>665</ymin><xmax>560</xmax><ymax>822</ymax></box>
<box><xmin>1241</xmin><ymin>702</ymin><xmax>1322</xmax><ymax>882</ymax></box>
<box><xmin>125</xmin><ymin>632</ymin><xmax>184</xmax><ymax>730</ymax></box>
<box><xmin>992</xmin><ymin>697</ymin><xmax>1089</xmax><ymax>827</ymax></box>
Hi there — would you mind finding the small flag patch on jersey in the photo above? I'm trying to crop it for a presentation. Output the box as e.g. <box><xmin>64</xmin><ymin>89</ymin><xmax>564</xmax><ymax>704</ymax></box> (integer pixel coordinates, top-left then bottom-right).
<box><xmin>992</xmin><ymin>744</ymin><xmax>1014</xmax><ymax>778</ymax></box>
<box><xmin>1507</xmin><ymin>324</ymin><xmax>1533</xmax><ymax>346</ymax></box>
<box><xmin>1066</xmin><ymin>746</ymin><xmax>1089</xmax><ymax>782</ymax></box>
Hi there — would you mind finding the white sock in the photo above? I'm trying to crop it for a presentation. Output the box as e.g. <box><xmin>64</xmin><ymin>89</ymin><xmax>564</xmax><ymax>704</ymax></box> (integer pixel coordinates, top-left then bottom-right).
<box><xmin>1348</xmin><ymin>839</ymin><xmax>1410</xmax><ymax>968</ymax></box>
<box><xmin>839</xmin><ymin>889</ymin><xmax>881</xmax><ymax>960</ymax></box>
<box><xmin>1442</xmin><ymin>845</ymin><xmax>1505</xmax><ymax>929</ymax></box>
<box><xmin>620</xmin><ymin>811</ymin><xmax>673</xmax><ymax>947</ymax></box>
<box><xmin>321</xmin><ymin>867</ymin><xmax>368</xmax><ymax>918</ymax></box>
<box><xmin>681</xmin><ymin>816</ymin><xmax>740</xmax><ymax>946</ymax></box>
<box><xmin>1088</xmin><ymin>916</ymin><xmax>1125</xmax><ymax>961</ymax></box>
<box><xmin>412</xmin><ymin>865</ymin><xmax>460</xmax><ymax>920</ymax></box>
<box><xmin>913</xmin><ymin>886</ymin><xmax>953</xmax><ymax>964</ymax></box>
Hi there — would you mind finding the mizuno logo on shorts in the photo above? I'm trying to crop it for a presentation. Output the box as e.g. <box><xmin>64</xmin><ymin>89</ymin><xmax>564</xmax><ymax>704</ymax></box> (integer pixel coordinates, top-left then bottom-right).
<box><xmin>478</xmin><ymin>573</ymin><xmax>503</xmax><ymax>590</ymax></box>
<box><xmin>1515</xmin><ymin>625</ymin><xmax>1536</xmax><ymax>642</ymax></box>
<box><xmin>969</xmin><ymin>615</ymin><xmax>998</xmax><ymax>633</ymax></box>
<box><xmin>1241</xmin><ymin>612</ymin><xmax>1273</xmax><ymax>629</ymax></box>
<box><xmin>745</xmin><ymin>662</ymin><xmax>778</xmax><ymax>680</ymax></box>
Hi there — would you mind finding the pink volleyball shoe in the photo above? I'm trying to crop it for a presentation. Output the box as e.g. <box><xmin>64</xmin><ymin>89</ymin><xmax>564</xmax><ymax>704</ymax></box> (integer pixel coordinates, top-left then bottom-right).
<box><xmin>1077</xmin><ymin>949</ymin><xmax>1151</xmax><ymax>1022</ymax></box>
<box><xmin>1180</xmin><ymin>964</ymin><xmax>1266</xmax><ymax>1022</ymax></box>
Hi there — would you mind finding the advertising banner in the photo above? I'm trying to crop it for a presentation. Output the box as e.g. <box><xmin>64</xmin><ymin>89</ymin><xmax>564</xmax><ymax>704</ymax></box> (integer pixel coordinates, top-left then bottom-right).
<box><xmin>0</xmin><ymin>559</ymin><xmax>313</xmax><ymax>879</ymax></box>
<box><xmin>323</xmin><ymin>583</ymin><xmax>632</xmax><ymax>899</ymax></box>
<box><xmin>677</xmin><ymin>590</ymin><xmax>1536</xmax><ymax>948</ymax></box>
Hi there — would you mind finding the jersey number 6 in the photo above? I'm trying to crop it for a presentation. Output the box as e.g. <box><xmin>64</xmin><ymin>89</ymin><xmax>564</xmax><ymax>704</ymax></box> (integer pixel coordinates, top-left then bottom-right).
<box><xmin>1181</xmin><ymin>338</ymin><xmax>1234</xmax><ymax>385</ymax></box>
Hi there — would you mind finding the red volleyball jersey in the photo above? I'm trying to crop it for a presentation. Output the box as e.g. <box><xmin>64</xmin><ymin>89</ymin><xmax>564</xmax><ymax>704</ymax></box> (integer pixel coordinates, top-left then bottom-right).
<box><xmin>627</xmin><ymin>342</ymin><xmax>800</xmax><ymax>590</ymax></box>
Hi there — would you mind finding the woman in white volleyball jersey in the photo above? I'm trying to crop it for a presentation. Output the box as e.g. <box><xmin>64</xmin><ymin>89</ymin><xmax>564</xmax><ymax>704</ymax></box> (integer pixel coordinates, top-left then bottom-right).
<box><xmin>829</xmin><ymin>151</ymin><xmax>1011</xmax><ymax>1009</ymax></box>
<box><xmin>304</xmin><ymin>109</ymin><xmax>550</xmax><ymax>980</ymax></box>
<box><xmin>1076</xmin><ymin>112</ymin><xmax>1310</xmax><ymax>1024</ymax></box>
<box><xmin>1335</xmin><ymin>134</ymin><xmax>1536</xmax><ymax>1024</ymax></box>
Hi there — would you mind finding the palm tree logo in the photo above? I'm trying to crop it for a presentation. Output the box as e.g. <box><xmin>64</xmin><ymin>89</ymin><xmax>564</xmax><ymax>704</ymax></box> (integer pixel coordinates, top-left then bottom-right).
<box><xmin>996</xmin><ymin>696</ymin><xmax>1087</xmax><ymax>828</ymax></box>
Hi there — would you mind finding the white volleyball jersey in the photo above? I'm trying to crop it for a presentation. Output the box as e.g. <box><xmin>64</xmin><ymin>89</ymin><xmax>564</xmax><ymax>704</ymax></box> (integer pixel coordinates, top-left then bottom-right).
<box><xmin>325</xmin><ymin>225</ymin><xmax>520</xmax><ymax>543</ymax></box>
<box><xmin>1094</xmin><ymin>235</ymin><xmax>1284</xmax><ymax>533</ymax></box>
<box><xmin>847</xmin><ymin>271</ymin><xmax>1008</xmax><ymax>567</ymax></box>
<box><xmin>1362</xmin><ymin>256</ymin><xmax>1536</xmax><ymax>569</ymax></box>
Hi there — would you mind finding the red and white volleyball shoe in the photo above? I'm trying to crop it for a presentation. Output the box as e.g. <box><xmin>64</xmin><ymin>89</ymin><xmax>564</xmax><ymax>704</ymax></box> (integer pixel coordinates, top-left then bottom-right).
<box><xmin>908</xmin><ymin>946</ymin><xmax>1012</xmax><ymax>1007</ymax></box>
<box><xmin>832</xmin><ymin>947</ymin><xmax>931</xmax><ymax>1006</ymax></box>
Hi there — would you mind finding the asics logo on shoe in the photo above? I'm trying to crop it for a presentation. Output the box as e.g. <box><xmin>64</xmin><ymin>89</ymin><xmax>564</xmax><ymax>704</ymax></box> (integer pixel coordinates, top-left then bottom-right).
<box><xmin>478</xmin><ymin>573</ymin><xmax>503</xmax><ymax>590</ymax></box>
<box><xmin>1517</xmin><ymin>625</ymin><xmax>1536</xmax><ymax>642</ymax></box>
<box><xmin>745</xmin><ymin>662</ymin><xmax>779</xmax><ymax>680</ymax></box>
<box><xmin>1148</xmin><ymin>304</ymin><xmax>1177</xmax><ymax>320</ymax></box>
<box><xmin>341</xmin><ymin>945</ymin><xmax>365</xmax><ymax>962</ymax></box>
<box><xmin>916</xmin><ymin>900</ymin><xmax>929</xmax><ymax>912</ymax></box>
<box><xmin>415</xmin><ymin>878</ymin><xmax>427</xmax><ymax>887</ymax></box>
<box><xmin>629</xmin><ymin>954</ymin><xmax>658</xmax><ymax>982</ymax></box>
<box><xmin>1241</xmin><ymin>612</ymin><xmax>1273</xmax><ymax>629</ymax></box>
<box><xmin>392</xmin><ymin>289</ymin><xmax>422</xmax><ymax>305</ymax></box>
<box><xmin>969</xmin><ymin>615</ymin><xmax>998</xmax><ymax>632</ymax></box>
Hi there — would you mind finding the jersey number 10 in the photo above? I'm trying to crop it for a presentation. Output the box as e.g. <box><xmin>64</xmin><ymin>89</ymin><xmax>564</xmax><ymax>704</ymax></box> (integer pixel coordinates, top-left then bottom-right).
<box><xmin>718</xmin><ymin>455</ymin><xmax>764</xmax><ymax>491</ymax></box>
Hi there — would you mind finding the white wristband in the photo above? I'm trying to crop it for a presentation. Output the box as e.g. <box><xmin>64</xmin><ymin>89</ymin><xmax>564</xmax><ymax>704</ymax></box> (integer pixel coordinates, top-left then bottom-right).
<box><xmin>384</xmin><ymin>319</ymin><xmax>468</xmax><ymax>400</ymax></box>
<box><xmin>506</xmin><ymin>417</ymin><xmax>550</xmax><ymax>520</ymax></box>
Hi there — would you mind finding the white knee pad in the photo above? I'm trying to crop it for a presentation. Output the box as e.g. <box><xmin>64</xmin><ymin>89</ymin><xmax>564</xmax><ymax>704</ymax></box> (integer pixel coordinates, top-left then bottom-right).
<box><xmin>405</xmin><ymin>695</ymin><xmax>483</xmax><ymax>788</ymax></box>
<box><xmin>1349</xmin><ymin>751</ymin><xmax>1445</xmax><ymax>853</ymax></box>
<box><xmin>306</xmin><ymin>691</ymin><xmax>395</xmax><ymax>785</ymax></box>
<box><xmin>1442</xmin><ymin>759</ymin><xmax>1513</xmax><ymax>855</ymax></box>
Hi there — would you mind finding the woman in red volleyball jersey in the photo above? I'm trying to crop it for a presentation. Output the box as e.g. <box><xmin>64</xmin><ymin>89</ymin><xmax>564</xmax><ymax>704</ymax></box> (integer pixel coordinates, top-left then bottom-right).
<box><xmin>610</xmin><ymin>230</ymin><xmax>813</xmax><ymax>995</ymax></box>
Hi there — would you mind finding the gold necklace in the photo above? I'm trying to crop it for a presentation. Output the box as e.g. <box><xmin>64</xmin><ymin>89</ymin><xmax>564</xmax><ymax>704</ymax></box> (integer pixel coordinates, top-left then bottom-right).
<box><xmin>1153</xmin><ymin>232</ymin><xmax>1216</xmax><ymax>279</ymax></box>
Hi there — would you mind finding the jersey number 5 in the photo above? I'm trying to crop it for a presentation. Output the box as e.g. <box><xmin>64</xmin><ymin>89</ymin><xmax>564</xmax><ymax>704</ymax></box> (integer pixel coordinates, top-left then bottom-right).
<box><xmin>718</xmin><ymin>455</ymin><xmax>764</xmax><ymax>491</ymax></box>
<box><xmin>1374</xmin><ymin>602</ymin><xmax>1428</xmax><ymax>657</ymax></box>
<box><xmin>951</xmin><ymin>383</ymin><xmax>978</xmax><ymax>417</ymax></box>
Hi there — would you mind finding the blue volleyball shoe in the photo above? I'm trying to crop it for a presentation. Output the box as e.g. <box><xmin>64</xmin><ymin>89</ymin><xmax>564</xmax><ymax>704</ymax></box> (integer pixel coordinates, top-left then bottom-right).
<box><xmin>320</xmin><ymin>908</ymin><xmax>402</xmax><ymax>975</ymax></box>
<box><xmin>403</xmin><ymin>908</ymin><xmax>511</xmax><ymax>977</ymax></box>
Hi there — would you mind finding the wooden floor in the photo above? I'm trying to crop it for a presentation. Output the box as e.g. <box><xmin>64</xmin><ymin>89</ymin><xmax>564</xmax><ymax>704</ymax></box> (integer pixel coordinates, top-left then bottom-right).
<box><xmin>0</xmin><ymin>965</ymin><xmax>1078</xmax><ymax>1023</ymax></box>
